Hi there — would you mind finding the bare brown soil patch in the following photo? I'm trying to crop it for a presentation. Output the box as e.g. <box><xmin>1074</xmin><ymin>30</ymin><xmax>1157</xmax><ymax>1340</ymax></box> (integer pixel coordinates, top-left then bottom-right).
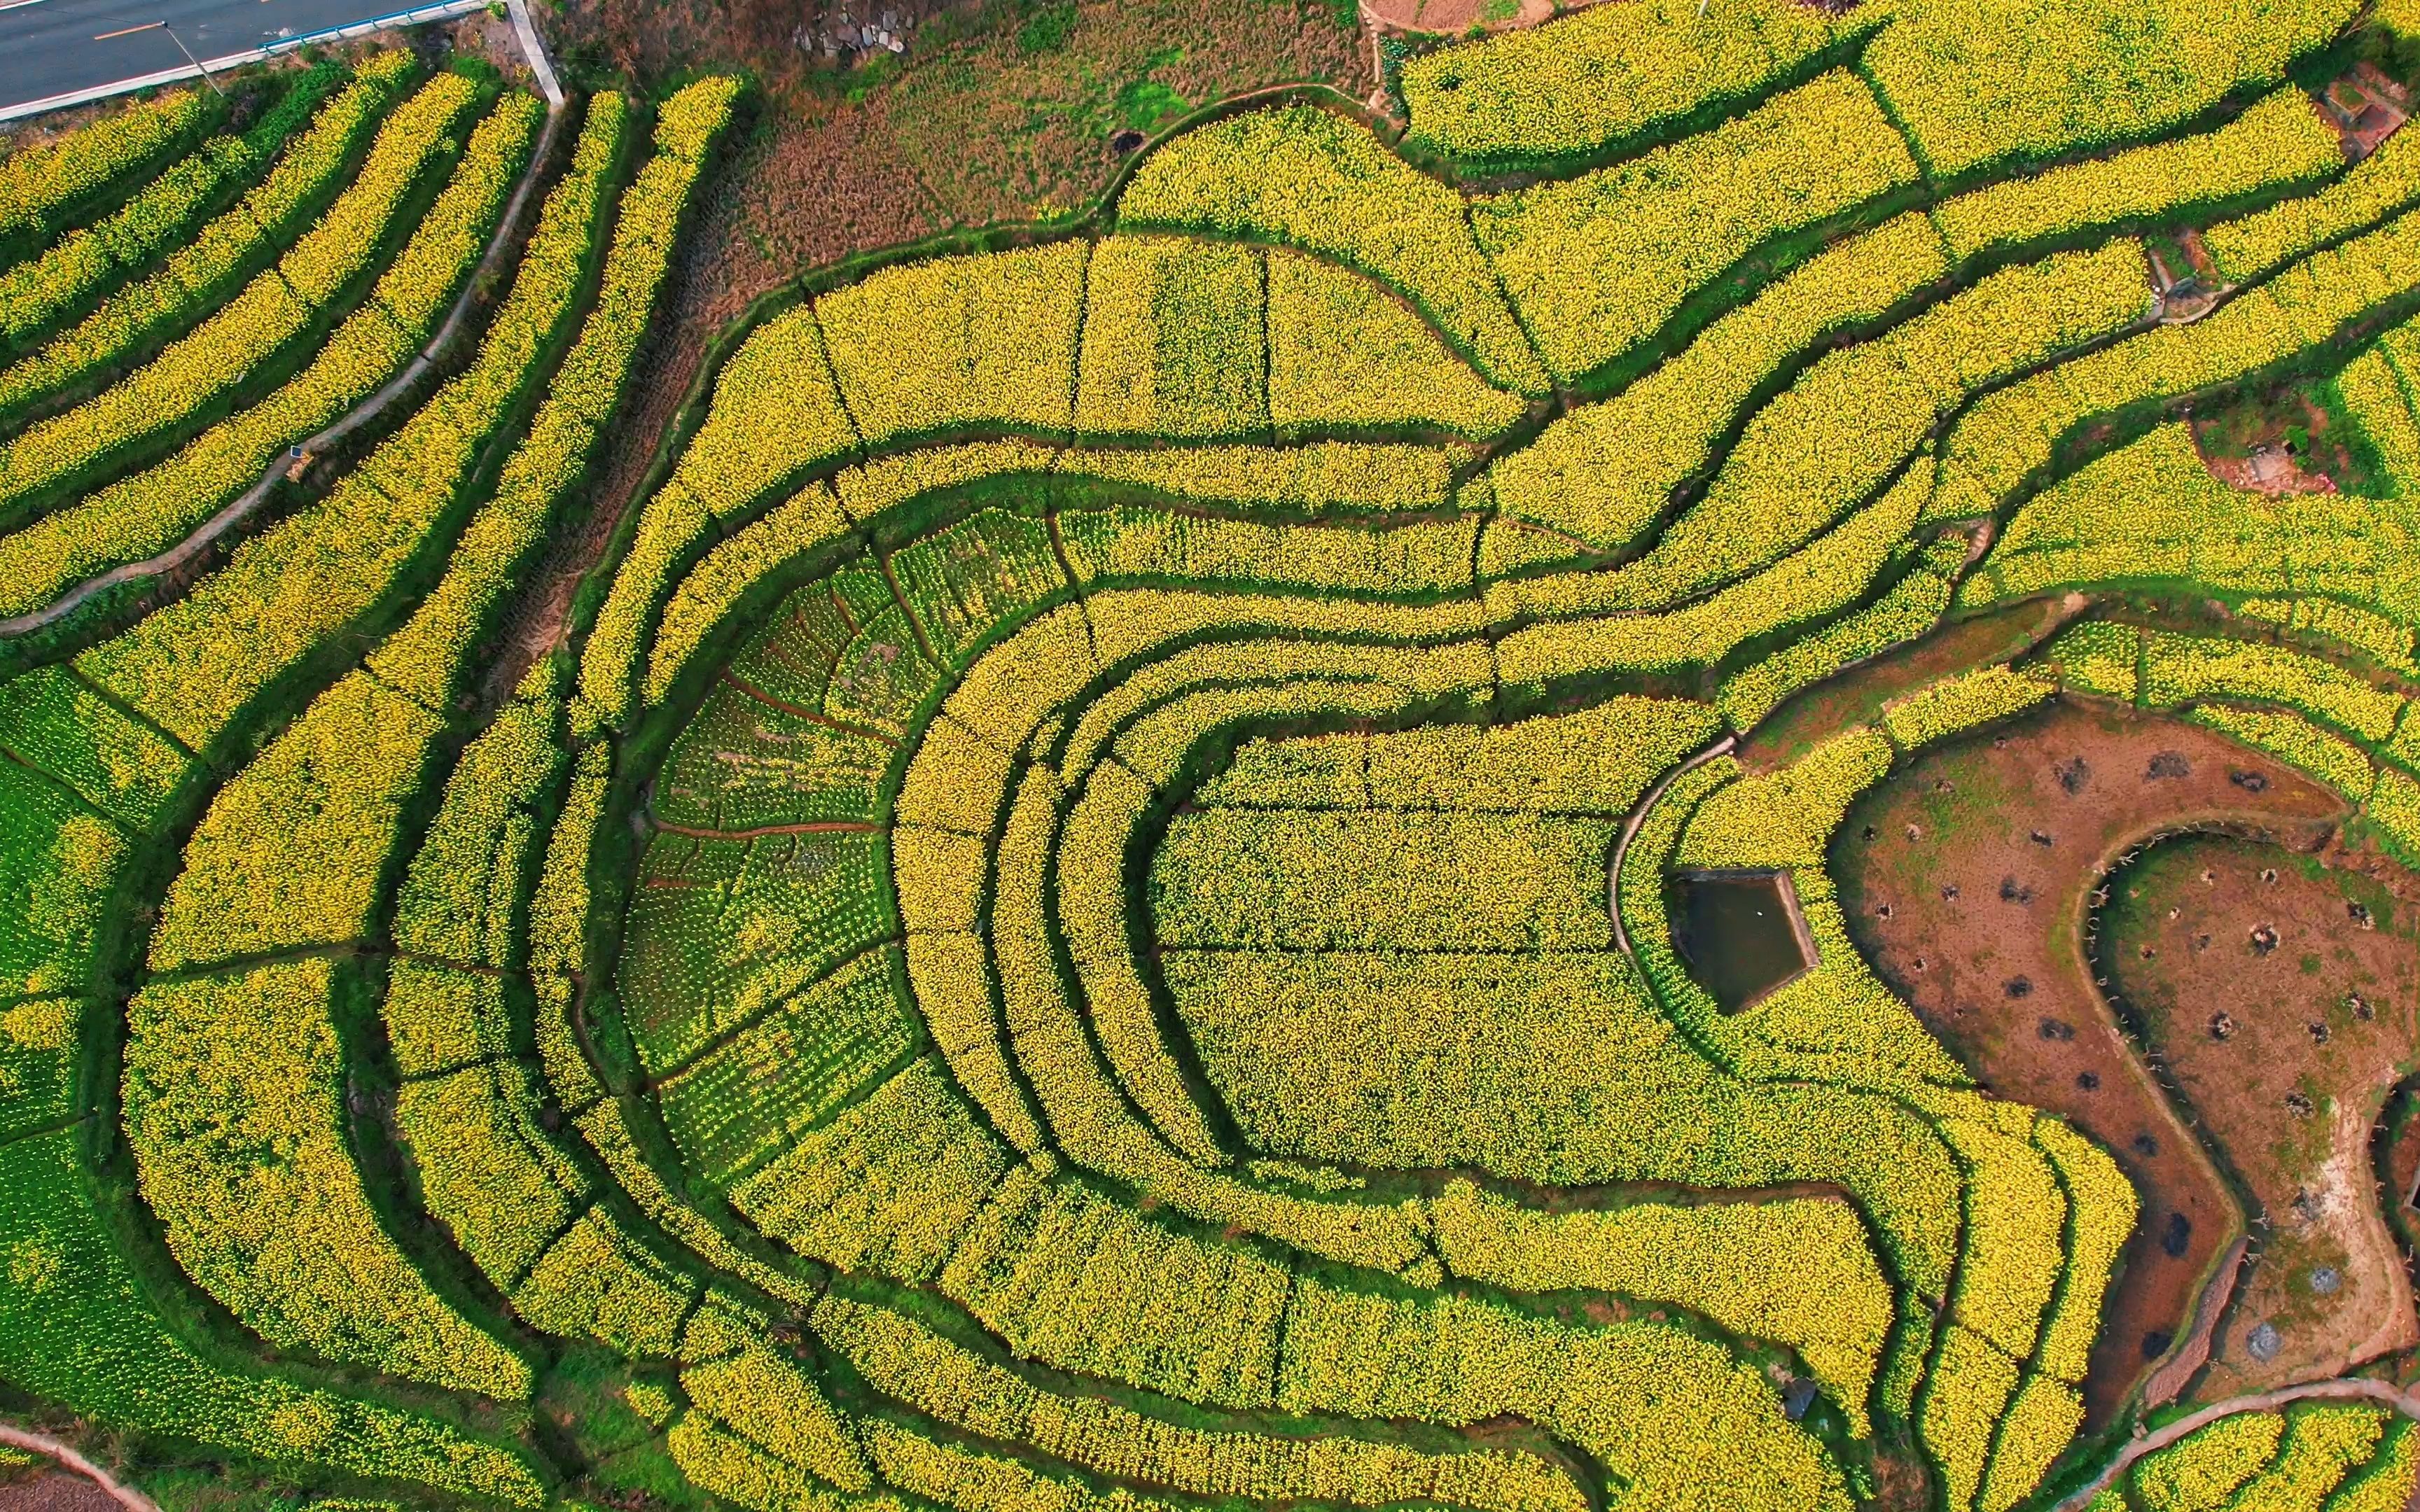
<box><xmin>2099</xmin><ymin>834</ymin><xmax>2420</xmax><ymax>1398</ymax></box>
<box><xmin>0</xmin><ymin>1476</ymin><xmax>114</xmax><ymax>1512</ymax></box>
<box><xmin>1362</xmin><ymin>0</ymin><xmax>1583</xmax><ymax>35</ymax></box>
<box><xmin>1834</xmin><ymin>699</ymin><xmax>2346</xmax><ymax>1423</ymax></box>
<box><xmin>2324</xmin><ymin>64</ymin><xmax>2409</xmax><ymax>160</ymax></box>
<box><xmin>2192</xmin><ymin>390</ymin><xmax>2358</xmax><ymax>497</ymax></box>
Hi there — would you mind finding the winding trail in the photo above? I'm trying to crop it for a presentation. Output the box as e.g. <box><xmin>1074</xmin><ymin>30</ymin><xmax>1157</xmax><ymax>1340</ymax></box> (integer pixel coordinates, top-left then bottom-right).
<box><xmin>2055</xmin><ymin>1377</ymin><xmax>2420</xmax><ymax>1509</ymax></box>
<box><xmin>1606</xmin><ymin>733</ymin><xmax>1737</xmax><ymax>955</ymax></box>
<box><xmin>0</xmin><ymin>1422</ymin><xmax>160</xmax><ymax>1512</ymax></box>
<box><xmin>0</xmin><ymin>27</ymin><xmax>569</xmax><ymax>642</ymax></box>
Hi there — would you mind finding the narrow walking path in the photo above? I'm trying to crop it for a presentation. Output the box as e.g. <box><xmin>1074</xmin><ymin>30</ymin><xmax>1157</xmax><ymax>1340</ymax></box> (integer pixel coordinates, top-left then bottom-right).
<box><xmin>2056</xmin><ymin>1376</ymin><xmax>2420</xmax><ymax>1509</ymax></box>
<box><xmin>0</xmin><ymin>20</ymin><xmax>569</xmax><ymax>640</ymax></box>
<box><xmin>1606</xmin><ymin>733</ymin><xmax>1737</xmax><ymax>955</ymax></box>
<box><xmin>0</xmin><ymin>1423</ymin><xmax>160</xmax><ymax>1512</ymax></box>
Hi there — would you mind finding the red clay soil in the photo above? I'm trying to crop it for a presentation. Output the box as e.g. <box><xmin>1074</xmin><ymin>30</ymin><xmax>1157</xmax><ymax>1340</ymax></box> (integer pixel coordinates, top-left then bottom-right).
<box><xmin>2099</xmin><ymin>834</ymin><xmax>2420</xmax><ymax>1399</ymax></box>
<box><xmin>1834</xmin><ymin>699</ymin><xmax>2348</xmax><ymax>1424</ymax></box>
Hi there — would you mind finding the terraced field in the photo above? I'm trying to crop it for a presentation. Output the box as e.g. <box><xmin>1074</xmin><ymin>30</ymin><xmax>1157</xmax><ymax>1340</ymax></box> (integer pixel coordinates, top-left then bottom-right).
<box><xmin>13</xmin><ymin>2</ymin><xmax>2420</xmax><ymax>1510</ymax></box>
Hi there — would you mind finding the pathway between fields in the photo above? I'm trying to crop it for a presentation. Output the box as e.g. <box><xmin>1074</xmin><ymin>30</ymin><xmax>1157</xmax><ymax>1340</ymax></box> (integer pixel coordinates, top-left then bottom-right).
<box><xmin>0</xmin><ymin>18</ymin><xmax>567</xmax><ymax>643</ymax></box>
<box><xmin>0</xmin><ymin>1422</ymin><xmax>160</xmax><ymax>1512</ymax></box>
<box><xmin>1606</xmin><ymin>732</ymin><xmax>1737</xmax><ymax>955</ymax></box>
<box><xmin>2054</xmin><ymin>1376</ymin><xmax>2420</xmax><ymax>1509</ymax></box>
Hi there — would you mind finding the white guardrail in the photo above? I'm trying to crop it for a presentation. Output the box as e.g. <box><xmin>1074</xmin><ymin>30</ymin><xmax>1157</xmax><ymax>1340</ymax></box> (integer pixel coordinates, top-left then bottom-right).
<box><xmin>0</xmin><ymin>0</ymin><xmax>505</xmax><ymax>122</ymax></box>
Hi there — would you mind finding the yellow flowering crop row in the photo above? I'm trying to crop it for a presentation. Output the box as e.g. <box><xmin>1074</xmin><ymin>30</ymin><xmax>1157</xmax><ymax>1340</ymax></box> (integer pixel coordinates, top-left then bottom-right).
<box><xmin>652</xmin><ymin>73</ymin><xmax>742</xmax><ymax>162</ymax></box>
<box><xmin>1398</xmin><ymin>0</ymin><xmax>1873</xmax><ymax>172</ymax></box>
<box><xmin>580</xmin><ymin>300</ymin><xmax>858</xmax><ymax>729</ymax></box>
<box><xmin>1877</xmin><ymin>664</ymin><xmax>2057</xmax><ymax>752</ymax></box>
<box><xmin>1471</xmin><ymin>69</ymin><xmax>1919</xmax><ymax>386</ymax></box>
<box><xmin>1265</xmin><ymin>248</ymin><xmax>1527</xmax><ymax>442</ymax></box>
<box><xmin>1057</xmin><ymin>440</ymin><xmax>1458</xmax><ymax>514</ymax></box>
<box><xmin>1075</xmin><ymin>234</ymin><xmax>1267</xmax><ymax>440</ymax></box>
<box><xmin>1155</xmin><ymin>808</ymin><xmax>1616</xmax><ymax>951</ymax></box>
<box><xmin>74</xmin><ymin>82</ymin><xmax>658</xmax><ymax>757</ymax></box>
<box><xmin>374</xmin><ymin>85</ymin><xmax>720</xmax><ymax>715</ymax></box>
<box><xmin>1719</xmin><ymin>533</ymin><xmax>1967</xmax><ymax>732</ymax></box>
<box><xmin>1428</xmin><ymin>1180</ymin><xmax>1891</xmax><ymax>1434</ymax></box>
<box><xmin>680</xmin><ymin>1342</ymin><xmax>871</xmax><ymax>1491</ymax></box>
<box><xmin>2190</xmin><ymin>704</ymin><xmax>2379</xmax><ymax>804</ymax></box>
<box><xmin>863</xmin><ymin>1420</ymin><xmax>1180</xmax><ymax>1512</ymax></box>
<box><xmin>1493</xmin><ymin>461</ymin><xmax>1924</xmax><ymax>688</ymax></box>
<box><xmin>0</xmin><ymin>54</ymin><xmax>415</xmax><ymax>419</ymax></box>
<box><xmin>1936</xmin><ymin>208</ymin><xmax>2420</xmax><ymax>524</ymax></box>
<box><xmin>1617</xmin><ymin>239</ymin><xmax>2148</xmax><ymax>611</ymax></box>
<box><xmin>2139</xmin><ymin>627</ymin><xmax>2408</xmax><ymax>745</ymax></box>
<box><xmin>818</xmin><ymin>241</ymin><xmax>1088</xmax><ymax>447</ymax></box>
<box><xmin>0</xmin><ymin>1128</ymin><xmax>545</xmax><ymax>1505</ymax></box>
<box><xmin>730</xmin><ymin>1058</ymin><xmax>1014</xmax><ymax>1283</ymax></box>
<box><xmin>1977</xmin><ymin>1374</ymin><xmax>2084</xmax><ymax>1512</ymax></box>
<box><xmin>818</xmin><ymin>1291</ymin><xmax>1589</xmax><ymax>1512</ymax></box>
<box><xmin>121</xmin><ymin>957</ymin><xmax>535</xmax><ymax>1396</ymax></box>
<box><xmin>390</xmin><ymin>684</ymin><xmax>562</xmax><ymax>968</ymax></box>
<box><xmin>1932</xmin><ymin>1113</ymin><xmax>2068</xmax><ymax>1364</ymax></box>
<box><xmin>938</xmin><ymin>1168</ymin><xmax>1292</xmax><ymax>1410</ymax></box>
<box><xmin>2031</xmin><ymin>1118</ymin><xmax>2139</xmax><ymax>1386</ymax></box>
<box><xmin>0</xmin><ymin>64</ymin><xmax>345</xmax><ymax>351</ymax></box>
<box><xmin>2223</xmin><ymin>1404</ymin><xmax>2391</xmax><ymax>1508</ymax></box>
<box><xmin>0</xmin><ymin>90</ymin><xmax>542</xmax><ymax>620</ymax></box>
<box><xmin>2130</xmin><ymin>1409</ymin><xmax>2288</xmax><ymax>1508</ymax></box>
<box><xmin>1859</xmin><ymin>0</ymin><xmax>2350</xmax><ymax>181</ymax></box>
<box><xmin>1487</xmin><ymin>210</ymin><xmax>1950</xmax><ymax>552</ymax></box>
<box><xmin>0</xmin><ymin>71</ymin><xmax>478</xmax><ymax>529</ymax></box>
<box><xmin>2331</xmin><ymin>342</ymin><xmax>2420</xmax><ymax>493</ymax></box>
<box><xmin>1963</xmin><ymin>425</ymin><xmax>2419</xmax><ymax>622</ymax></box>
<box><xmin>1930</xmin><ymin>88</ymin><xmax>2342</xmax><ymax>262</ymax></box>
<box><xmin>2206</xmin><ymin>123</ymin><xmax>2420</xmax><ymax>284</ymax></box>
<box><xmin>3</xmin><ymin>138</ymin><xmax>249</xmax><ymax>351</ymax></box>
<box><xmin>146</xmin><ymin>673</ymin><xmax>444</xmax><ymax>971</ymax></box>
<box><xmin>1919</xmin><ymin>1324</ymin><xmax>2020</xmax><ymax>1512</ymax></box>
<box><xmin>396</xmin><ymin>1032</ymin><xmax>588</xmax><ymax>1284</ymax></box>
<box><xmin>0</xmin><ymin>88</ymin><xmax>215</xmax><ymax>249</ymax></box>
<box><xmin>2328</xmin><ymin>1417</ymin><xmax>2420</xmax><ymax>1512</ymax></box>
<box><xmin>1199</xmin><ymin>694</ymin><xmax>1718</xmax><ymax>815</ymax></box>
<box><xmin>1115</xmin><ymin>103</ymin><xmax>1548</xmax><ymax>393</ymax></box>
<box><xmin>1279</xmin><ymin>1278</ymin><xmax>1851</xmax><ymax>1509</ymax></box>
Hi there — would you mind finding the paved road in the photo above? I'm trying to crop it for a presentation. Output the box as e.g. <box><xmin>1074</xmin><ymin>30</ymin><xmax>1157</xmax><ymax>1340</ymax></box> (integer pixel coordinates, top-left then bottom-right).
<box><xmin>0</xmin><ymin>0</ymin><xmax>442</xmax><ymax>116</ymax></box>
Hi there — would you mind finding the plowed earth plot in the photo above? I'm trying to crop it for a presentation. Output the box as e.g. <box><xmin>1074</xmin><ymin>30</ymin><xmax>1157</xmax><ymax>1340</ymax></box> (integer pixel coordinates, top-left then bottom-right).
<box><xmin>22</xmin><ymin>2</ymin><xmax>2420</xmax><ymax>1511</ymax></box>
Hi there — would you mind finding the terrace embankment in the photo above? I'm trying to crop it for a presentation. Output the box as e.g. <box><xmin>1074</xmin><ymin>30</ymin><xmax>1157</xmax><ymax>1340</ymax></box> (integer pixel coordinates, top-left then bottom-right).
<box><xmin>2096</xmin><ymin>834</ymin><xmax>2420</xmax><ymax>1399</ymax></box>
<box><xmin>1834</xmin><ymin>699</ymin><xmax>2346</xmax><ymax>1423</ymax></box>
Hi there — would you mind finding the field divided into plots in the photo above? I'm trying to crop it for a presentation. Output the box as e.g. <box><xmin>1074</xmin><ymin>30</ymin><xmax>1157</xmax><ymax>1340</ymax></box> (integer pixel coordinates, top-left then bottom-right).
<box><xmin>14</xmin><ymin>1</ymin><xmax>2420</xmax><ymax>1509</ymax></box>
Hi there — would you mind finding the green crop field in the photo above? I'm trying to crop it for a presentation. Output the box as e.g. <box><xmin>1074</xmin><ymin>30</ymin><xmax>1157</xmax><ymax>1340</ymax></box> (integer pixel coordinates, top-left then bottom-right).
<box><xmin>11</xmin><ymin>2</ymin><xmax>2420</xmax><ymax>1509</ymax></box>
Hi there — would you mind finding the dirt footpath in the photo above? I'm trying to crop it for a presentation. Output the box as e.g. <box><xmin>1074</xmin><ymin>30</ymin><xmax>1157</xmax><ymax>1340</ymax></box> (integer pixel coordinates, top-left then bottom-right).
<box><xmin>2100</xmin><ymin>834</ymin><xmax>2420</xmax><ymax>1398</ymax></box>
<box><xmin>1835</xmin><ymin>699</ymin><xmax>2346</xmax><ymax>1422</ymax></box>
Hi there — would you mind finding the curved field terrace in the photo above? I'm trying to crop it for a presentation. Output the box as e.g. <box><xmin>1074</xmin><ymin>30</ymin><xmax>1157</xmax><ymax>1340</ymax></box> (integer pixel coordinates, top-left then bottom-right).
<box><xmin>11</xmin><ymin>4</ymin><xmax>2420</xmax><ymax>1512</ymax></box>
